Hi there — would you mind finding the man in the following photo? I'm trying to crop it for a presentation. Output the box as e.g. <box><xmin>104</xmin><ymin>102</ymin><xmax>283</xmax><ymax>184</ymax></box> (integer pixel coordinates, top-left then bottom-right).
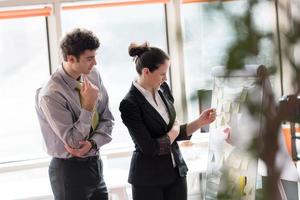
<box><xmin>35</xmin><ymin>28</ymin><xmax>114</xmax><ymax>200</ymax></box>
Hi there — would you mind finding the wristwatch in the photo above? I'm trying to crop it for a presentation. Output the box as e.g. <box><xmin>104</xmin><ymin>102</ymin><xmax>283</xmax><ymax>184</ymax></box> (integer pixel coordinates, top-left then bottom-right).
<box><xmin>88</xmin><ymin>139</ymin><xmax>98</xmax><ymax>150</ymax></box>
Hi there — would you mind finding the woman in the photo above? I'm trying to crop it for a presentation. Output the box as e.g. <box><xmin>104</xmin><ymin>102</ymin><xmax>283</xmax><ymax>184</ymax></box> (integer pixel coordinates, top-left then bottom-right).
<box><xmin>119</xmin><ymin>42</ymin><xmax>216</xmax><ymax>200</ymax></box>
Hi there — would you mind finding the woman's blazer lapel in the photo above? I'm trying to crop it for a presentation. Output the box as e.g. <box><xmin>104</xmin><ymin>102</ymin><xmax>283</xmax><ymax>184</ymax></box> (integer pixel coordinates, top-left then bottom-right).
<box><xmin>130</xmin><ymin>85</ymin><xmax>167</xmax><ymax>128</ymax></box>
<box><xmin>158</xmin><ymin>87</ymin><xmax>176</xmax><ymax>130</ymax></box>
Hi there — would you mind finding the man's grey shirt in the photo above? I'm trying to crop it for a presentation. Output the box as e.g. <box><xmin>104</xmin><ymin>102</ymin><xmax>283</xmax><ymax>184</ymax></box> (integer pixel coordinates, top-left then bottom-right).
<box><xmin>35</xmin><ymin>65</ymin><xmax>114</xmax><ymax>158</ymax></box>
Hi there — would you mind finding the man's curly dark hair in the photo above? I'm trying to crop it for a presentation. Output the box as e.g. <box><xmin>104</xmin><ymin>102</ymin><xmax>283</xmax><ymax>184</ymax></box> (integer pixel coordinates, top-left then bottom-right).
<box><xmin>60</xmin><ymin>28</ymin><xmax>100</xmax><ymax>61</ymax></box>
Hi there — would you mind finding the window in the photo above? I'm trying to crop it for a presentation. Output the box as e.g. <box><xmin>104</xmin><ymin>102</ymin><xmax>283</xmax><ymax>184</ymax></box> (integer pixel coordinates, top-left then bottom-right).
<box><xmin>61</xmin><ymin>3</ymin><xmax>168</xmax><ymax>148</ymax></box>
<box><xmin>0</xmin><ymin>1</ymin><xmax>281</xmax><ymax>199</ymax></box>
<box><xmin>182</xmin><ymin>0</ymin><xmax>275</xmax><ymax>121</ymax></box>
<box><xmin>0</xmin><ymin>16</ymin><xmax>50</xmax><ymax>163</ymax></box>
<box><xmin>0</xmin><ymin>166</ymin><xmax>51</xmax><ymax>199</ymax></box>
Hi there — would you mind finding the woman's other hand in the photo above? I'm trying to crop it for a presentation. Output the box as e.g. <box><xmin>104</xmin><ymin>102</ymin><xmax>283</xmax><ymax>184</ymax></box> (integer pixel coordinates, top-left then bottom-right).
<box><xmin>168</xmin><ymin>120</ymin><xmax>180</xmax><ymax>143</ymax></box>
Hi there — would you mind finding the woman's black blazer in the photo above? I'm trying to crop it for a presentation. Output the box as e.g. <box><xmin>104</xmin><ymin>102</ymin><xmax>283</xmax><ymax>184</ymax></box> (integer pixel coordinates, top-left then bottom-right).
<box><xmin>119</xmin><ymin>82</ymin><xmax>191</xmax><ymax>187</ymax></box>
